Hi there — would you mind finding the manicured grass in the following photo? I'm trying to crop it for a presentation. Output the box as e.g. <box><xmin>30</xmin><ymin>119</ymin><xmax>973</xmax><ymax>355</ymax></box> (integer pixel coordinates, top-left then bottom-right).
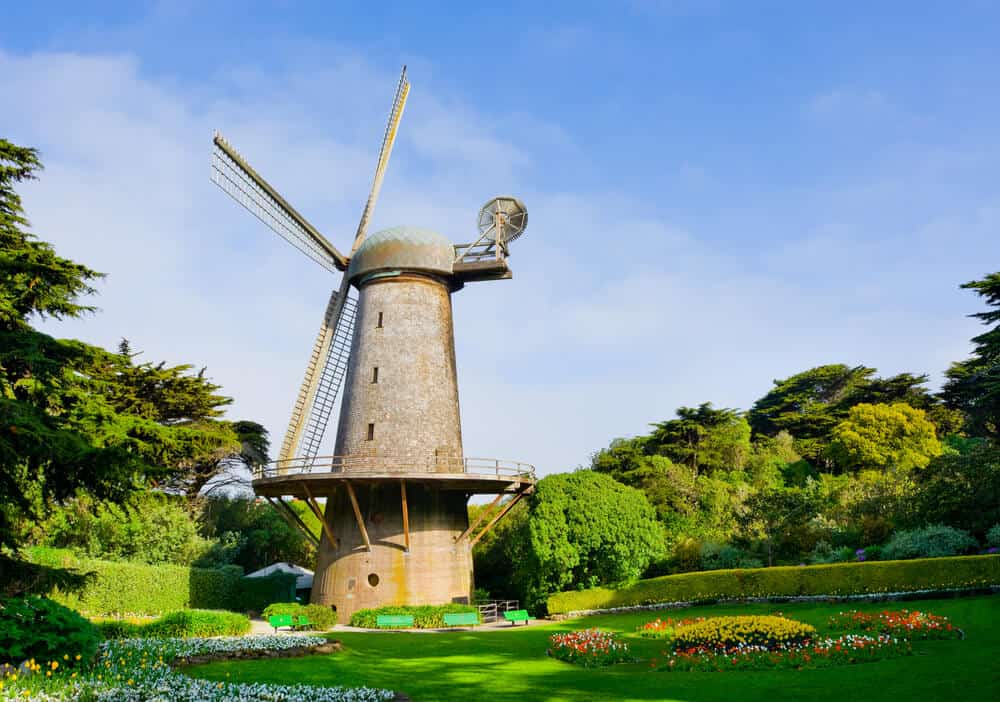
<box><xmin>188</xmin><ymin>595</ymin><xmax>1000</xmax><ymax>701</ymax></box>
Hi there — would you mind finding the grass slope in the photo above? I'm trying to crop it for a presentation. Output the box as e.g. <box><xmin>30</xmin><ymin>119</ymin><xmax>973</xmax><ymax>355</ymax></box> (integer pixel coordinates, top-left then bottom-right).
<box><xmin>188</xmin><ymin>596</ymin><xmax>1000</xmax><ymax>701</ymax></box>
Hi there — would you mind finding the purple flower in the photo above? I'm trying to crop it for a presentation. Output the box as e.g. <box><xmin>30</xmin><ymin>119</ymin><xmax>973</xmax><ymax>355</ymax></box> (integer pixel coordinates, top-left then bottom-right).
<box><xmin>855</xmin><ymin>548</ymin><xmax>866</xmax><ymax>562</ymax></box>
<box><xmin>987</xmin><ymin>547</ymin><xmax>999</xmax><ymax>554</ymax></box>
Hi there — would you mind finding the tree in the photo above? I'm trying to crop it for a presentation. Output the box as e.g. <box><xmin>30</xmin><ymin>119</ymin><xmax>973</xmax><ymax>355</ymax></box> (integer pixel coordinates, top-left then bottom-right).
<box><xmin>739</xmin><ymin>487</ymin><xmax>816</xmax><ymax>566</ymax></box>
<box><xmin>827</xmin><ymin>403</ymin><xmax>942</xmax><ymax>473</ymax></box>
<box><xmin>911</xmin><ymin>443</ymin><xmax>1000</xmax><ymax>538</ymax></box>
<box><xmin>649</xmin><ymin>403</ymin><xmax>751</xmax><ymax>476</ymax></box>
<box><xmin>511</xmin><ymin>471</ymin><xmax>663</xmax><ymax>610</ymax></box>
<box><xmin>0</xmin><ymin>139</ymin><xmax>259</xmax><ymax>551</ymax></box>
<box><xmin>941</xmin><ymin>272</ymin><xmax>1000</xmax><ymax>439</ymax></box>
<box><xmin>0</xmin><ymin>139</ymin><xmax>135</xmax><ymax>550</ymax></box>
<box><xmin>748</xmin><ymin>365</ymin><xmax>935</xmax><ymax>466</ymax></box>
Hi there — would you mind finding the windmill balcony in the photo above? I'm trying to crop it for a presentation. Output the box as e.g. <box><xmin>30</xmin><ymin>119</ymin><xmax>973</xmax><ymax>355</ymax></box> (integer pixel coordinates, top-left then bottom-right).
<box><xmin>253</xmin><ymin>455</ymin><xmax>535</xmax><ymax>483</ymax></box>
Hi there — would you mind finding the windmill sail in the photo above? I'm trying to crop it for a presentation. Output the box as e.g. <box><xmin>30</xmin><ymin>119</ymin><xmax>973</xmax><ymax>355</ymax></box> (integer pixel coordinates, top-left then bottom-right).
<box><xmin>278</xmin><ymin>66</ymin><xmax>410</xmax><ymax>463</ymax></box>
<box><xmin>211</xmin><ymin>133</ymin><xmax>348</xmax><ymax>272</ymax></box>
<box><xmin>278</xmin><ymin>289</ymin><xmax>358</xmax><ymax>465</ymax></box>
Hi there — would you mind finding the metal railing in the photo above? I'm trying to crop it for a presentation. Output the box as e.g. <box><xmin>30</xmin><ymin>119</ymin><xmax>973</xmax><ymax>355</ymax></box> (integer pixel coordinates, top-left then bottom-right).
<box><xmin>476</xmin><ymin>600</ymin><xmax>520</xmax><ymax>623</ymax></box>
<box><xmin>253</xmin><ymin>455</ymin><xmax>535</xmax><ymax>482</ymax></box>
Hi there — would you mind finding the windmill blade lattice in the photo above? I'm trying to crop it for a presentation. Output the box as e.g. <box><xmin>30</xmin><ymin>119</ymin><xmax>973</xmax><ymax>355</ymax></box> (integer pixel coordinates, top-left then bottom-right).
<box><xmin>298</xmin><ymin>290</ymin><xmax>358</xmax><ymax>460</ymax></box>
<box><xmin>211</xmin><ymin>134</ymin><xmax>346</xmax><ymax>273</ymax></box>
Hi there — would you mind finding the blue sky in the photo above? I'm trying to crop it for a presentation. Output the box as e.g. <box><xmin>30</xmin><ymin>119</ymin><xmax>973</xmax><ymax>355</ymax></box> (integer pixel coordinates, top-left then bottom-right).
<box><xmin>2</xmin><ymin>1</ymin><xmax>999</xmax><ymax>475</ymax></box>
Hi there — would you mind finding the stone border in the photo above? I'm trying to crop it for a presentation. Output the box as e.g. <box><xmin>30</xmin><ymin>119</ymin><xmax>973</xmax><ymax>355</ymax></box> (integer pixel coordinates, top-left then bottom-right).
<box><xmin>552</xmin><ymin>585</ymin><xmax>1000</xmax><ymax>619</ymax></box>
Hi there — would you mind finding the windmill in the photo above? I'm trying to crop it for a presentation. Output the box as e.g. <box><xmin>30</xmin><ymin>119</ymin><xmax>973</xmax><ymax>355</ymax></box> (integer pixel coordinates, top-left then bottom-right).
<box><xmin>210</xmin><ymin>67</ymin><xmax>535</xmax><ymax>619</ymax></box>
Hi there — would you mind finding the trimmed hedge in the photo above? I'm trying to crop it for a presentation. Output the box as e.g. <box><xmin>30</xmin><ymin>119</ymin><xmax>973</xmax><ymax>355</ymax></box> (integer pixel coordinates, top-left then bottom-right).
<box><xmin>262</xmin><ymin>602</ymin><xmax>337</xmax><ymax>630</ymax></box>
<box><xmin>39</xmin><ymin>555</ymin><xmax>243</xmax><ymax>616</ymax></box>
<box><xmin>97</xmin><ymin>609</ymin><xmax>250</xmax><ymax>639</ymax></box>
<box><xmin>349</xmin><ymin>604</ymin><xmax>478</xmax><ymax>629</ymax></box>
<box><xmin>547</xmin><ymin>554</ymin><xmax>1000</xmax><ymax>615</ymax></box>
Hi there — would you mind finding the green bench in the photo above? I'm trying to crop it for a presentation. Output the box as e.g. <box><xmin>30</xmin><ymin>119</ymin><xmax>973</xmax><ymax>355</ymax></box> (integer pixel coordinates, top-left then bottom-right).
<box><xmin>294</xmin><ymin>614</ymin><xmax>312</xmax><ymax>630</ymax></box>
<box><xmin>376</xmin><ymin>614</ymin><xmax>415</xmax><ymax>629</ymax></box>
<box><xmin>503</xmin><ymin>609</ymin><xmax>530</xmax><ymax>626</ymax></box>
<box><xmin>442</xmin><ymin>612</ymin><xmax>480</xmax><ymax>628</ymax></box>
<box><xmin>268</xmin><ymin>613</ymin><xmax>295</xmax><ymax>631</ymax></box>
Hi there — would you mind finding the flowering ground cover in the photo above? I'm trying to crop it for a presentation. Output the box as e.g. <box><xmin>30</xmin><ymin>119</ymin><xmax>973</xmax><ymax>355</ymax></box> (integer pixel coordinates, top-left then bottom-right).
<box><xmin>547</xmin><ymin>629</ymin><xmax>632</xmax><ymax>667</ymax></box>
<box><xmin>0</xmin><ymin>636</ymin><xmax>394</xmax><ymax>701</ymax></box>
<box><xmin>827</xmin><ymin>609</ymin><xmax>964</xmax><ymax>639</ymax></box>
<box><xmin>636</xmin><ymin>616</ymin><xmax>705</xmax><ymax>639</ymax></box>
<box><xmin>184</xmin><ymin>595</ymin><xmax>1000</xmax><ymax>702</ymax></box>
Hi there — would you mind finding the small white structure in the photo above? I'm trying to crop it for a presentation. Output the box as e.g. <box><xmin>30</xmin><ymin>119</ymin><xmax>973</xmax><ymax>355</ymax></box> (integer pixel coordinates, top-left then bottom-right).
<box><xmin>245</xmin><ymin>562</ymin><xmax>314</xmax><ymax>590</ymax></box>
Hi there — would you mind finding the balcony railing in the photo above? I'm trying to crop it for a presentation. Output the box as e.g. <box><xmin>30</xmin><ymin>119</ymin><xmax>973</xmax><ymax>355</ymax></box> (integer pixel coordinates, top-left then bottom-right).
<box><xmin>253</xmin><ymin>455</ymin><xmax>536</xmax><ymax>482</ymax></box>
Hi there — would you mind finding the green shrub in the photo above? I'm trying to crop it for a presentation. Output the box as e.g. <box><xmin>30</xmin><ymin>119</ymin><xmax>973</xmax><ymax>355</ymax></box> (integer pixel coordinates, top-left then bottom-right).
<box><xmin>94</xmin><ymin>619</ymin><xmax>142</xmax><ymax>639</ymax></box>
<box><xmin>883</xmin><ymin>526</ymin><xmax>978</xmax><ymax>560</ymax></box>
<box><xmin>235</xmin><ymin>573</ymin><xmax>298</xmax><ymax>614</ymax></box>
<box><xmin>262</xmin><ymin>602</ymin><xmax>337</xmax><ymax>630</ymax></box>
<box><xmin>672</xmin><ymin>615</ymin><xmax>816</xmax><ymax>650</ymax></box>
<box><xmin>986</xmin><ymin>524</ymin><xmax>1000</xmax><ymax>549</ymax></box>
<box><xmin>96</xmin><ymin>610</ymin><xmax>248</xmax><ymax>639</ymax></box>
<box><xmin>547</xmin><ymin>554</ymin><xmax>1000</xmax><ymax>614</ymax></box>
<box><xmin>0</xmin><ymin>596</ymin><xmax>100</xmax><ymax>665</ymax></box>
<box><xmin>700</xmin><ymin>542</ymin><xmax>762</xmax><ymax>571</ymax></box>
<box><xmin>349</xmin><ymin>604</ymin><xmax>477</xmax><ymax>629</ymax></box>
<box><xmin>42</xmin><ymin>557</ymin><xmax>243</xmax><ymax>616</ymax></box>
<box><xmin>144</xmin><ymin>609</ymin><xmax>249</xmax><ymax>637</ymax></box>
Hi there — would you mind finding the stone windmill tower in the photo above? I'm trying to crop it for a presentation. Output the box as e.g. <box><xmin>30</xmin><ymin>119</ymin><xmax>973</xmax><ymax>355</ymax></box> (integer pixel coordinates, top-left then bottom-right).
<box><xmin>210</xmin><ymin>67</ymin><xmax>534</xmax><ymax>619</ymax></box>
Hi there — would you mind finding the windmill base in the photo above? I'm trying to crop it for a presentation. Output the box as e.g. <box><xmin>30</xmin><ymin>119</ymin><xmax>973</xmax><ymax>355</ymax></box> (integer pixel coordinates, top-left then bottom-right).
<box><xmin>309</xmin><ymin>483</ymin><xmax>473</xmax><ymax>622</ymax></box>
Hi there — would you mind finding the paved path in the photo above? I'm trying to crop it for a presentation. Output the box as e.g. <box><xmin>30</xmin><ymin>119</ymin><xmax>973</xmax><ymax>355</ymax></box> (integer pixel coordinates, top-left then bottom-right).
<box><xmin>249</xmin><ymin>617</ymin><xmax>542</xmax><ymax>635</ymax></box>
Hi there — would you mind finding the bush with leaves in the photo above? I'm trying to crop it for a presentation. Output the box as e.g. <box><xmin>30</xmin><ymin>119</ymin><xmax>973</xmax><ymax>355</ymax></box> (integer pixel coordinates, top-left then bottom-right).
<box><xmin>0</xmin><ymin>596</ymin><xmax>99</xmax><ymax>665</ymax></box>
<box><xmin>699</xmin><ymin>542</ymin><xmax>762</xmax><ymax>571</ymax></box>
<box><xmin>882</xmin><ymin>526</ymin><xmax>979</xmax><ymax>560</ymax></box>
<box><xmin>987</xmin><ymin>524</ymin><xmax>1000</xmax><ymax>550</ymax></box>
<box><xmin>511</xmin><ymin>471</ymin><xmax>663</xmax><ymax>611</ymax></box>
<box><xmin>262</xmin><ymin>602</ymin><xmax>337</xmax><ymax>630</ymax></box>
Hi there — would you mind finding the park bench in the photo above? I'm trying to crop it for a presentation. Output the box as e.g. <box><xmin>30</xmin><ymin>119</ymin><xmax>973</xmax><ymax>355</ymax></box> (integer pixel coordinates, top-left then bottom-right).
<box><xmin>269</xmin><ymin>613</ymin><xmax>295</xmax><ymax>632</ymax></box>
<box><xmin>503</xmin><ymin>609</ymin><xmax>530</xmax><ymax>626</ymax></box>
<box><xmin>376</xmin><ymin>614</ymin><xmax>415</xmax><ymax>629</ymax></box>
<box><xmin>294</xmin><ymin>614</ymin><xmax>312</xmax><ymax>630</ymax></box>
<box><xmin>442</xmin><ymin>612</ymin><xmax>480</xmax><ymax>628</ymax></box>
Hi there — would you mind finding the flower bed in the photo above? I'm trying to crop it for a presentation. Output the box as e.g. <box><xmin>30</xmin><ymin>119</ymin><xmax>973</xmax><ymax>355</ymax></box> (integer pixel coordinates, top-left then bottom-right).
<box><xmin>672</xmin><ymin>615</ymin><xmax>816</xmax><ymax>650</ymax></box>
<box><xmin>637</xmin><ymin>616</ymin><xmax>706</xmax><ymax>639</ymax></box>
<box><xmin>827</xmin><ymin>609</ymin><xmax>964</xmax><ymax>639</ymax></box>
<box><xmin>0</xmin><ymin>636</ymin><xmax>395</xmax><ymax>701</ymax></box>
<box><xmin>547</xmin><ymin>629</ymin><xmax>632</xmax><ymax>667</ymax></box>
<box><xmin>660</xmin><ymin>633</ymin><xmax>912</xmax><ymax>672</ymax></box>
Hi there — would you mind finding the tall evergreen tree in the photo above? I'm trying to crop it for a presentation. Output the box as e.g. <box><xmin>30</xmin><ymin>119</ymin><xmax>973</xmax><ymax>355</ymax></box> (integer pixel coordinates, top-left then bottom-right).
<box><xmin>941</xmin><ymin>273</ymin><xmax>1000</xmax><ymax>439</ymax></box>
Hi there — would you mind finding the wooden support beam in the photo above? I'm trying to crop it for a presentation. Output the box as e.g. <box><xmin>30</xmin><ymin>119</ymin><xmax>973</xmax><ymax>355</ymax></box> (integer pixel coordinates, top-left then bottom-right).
<box><xmin>400</xmin><ymin>480</ymin><xmax>410</xmax><ymax>552</ymax></box>
<box><xmin>455</xmin><ymin>492</ymin><xmax>505</xmax><ymax>544</ymax></box>
<box><xmin>300</xmin><ymin>482</ymin><xmax>338</xmax><ymax>549</ymax></box>
<box><xmin>266</xmin><ymin>497</ymin><xmax>319</xmax><ymax>547</ymax></box>
<box><xmin>344</xmin><ymin>481</ymin><xmax>372</xmax><ymax>551</ymax></box>
<box><xmin>469</xmin><ymin>491</ymin><xmax>527</xmax><ymax>548</ymax></box>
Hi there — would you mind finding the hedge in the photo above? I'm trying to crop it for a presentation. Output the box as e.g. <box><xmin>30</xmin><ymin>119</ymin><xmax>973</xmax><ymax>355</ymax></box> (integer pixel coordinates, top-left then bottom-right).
<box><xmin>547</xmin><ymin>554</ymin><xmax>1000</xmax><ymax>615</ymax></box>
<box><xmin>262</xmin><ymin>602</ymin><xmax>337</xmax><ymax>630</ymax></box>
<box><xmin>349</xmin><ymin>604</ymin><xmax>478</xmax><ymax>629</ymax></box>
<box><xmin>97</xmin><ymin>609</ymin><xmax>250</xmax><ymax>639</ymax></box>
<box><xmin>38</xmin><ymin>555</ymin><xmax>244</xmax><ymax>616</ymax></box>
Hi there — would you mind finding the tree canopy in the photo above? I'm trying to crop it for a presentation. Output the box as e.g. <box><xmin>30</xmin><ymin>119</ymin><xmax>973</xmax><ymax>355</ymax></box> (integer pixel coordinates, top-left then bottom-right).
<box><xmin>827</xmin><ymin>402</ymin><xmax>942</xmax><ymax>473</ymax></box>
<box><xmin>0</xmin><ymin>138</ymin><xmax>264</xmax><ymax>552</ymax></box>
<box><xmin>511</xmin><ymin>471</ymin><xmax>663</xmax><ymax>609</ymax></box>
<box><xmin>942</xmin><ymin>272</ymin><xmax>1000</xmax><ymax>439</ymax></box>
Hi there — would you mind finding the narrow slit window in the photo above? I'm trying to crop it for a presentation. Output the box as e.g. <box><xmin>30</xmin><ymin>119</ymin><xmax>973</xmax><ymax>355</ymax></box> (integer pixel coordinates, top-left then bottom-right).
<box><xmin>372</xmin><ymin>366</ymin><xmax>379</xmax><ymax>384</ymax></box>
<box><xmin>366</xmin><ymin>423</ymin><xmax>375</xmax><ymax>441</ymax></box>
<box><xmin>376</xmin><ymin>312</ymin><xmax>383</xmax><ymax>328</ymax></box>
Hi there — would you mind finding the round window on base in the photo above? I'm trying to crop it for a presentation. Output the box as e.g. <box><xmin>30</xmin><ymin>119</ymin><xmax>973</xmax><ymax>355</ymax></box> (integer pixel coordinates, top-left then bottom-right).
<box><xmin>368</xmin><ymin>573</ymin><xmax>380</xmax><ymax>587</ymax></box>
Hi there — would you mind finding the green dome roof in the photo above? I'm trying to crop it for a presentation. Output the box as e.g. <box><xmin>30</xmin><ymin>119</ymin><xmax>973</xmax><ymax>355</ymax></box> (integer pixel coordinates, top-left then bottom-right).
<box><xmin>347</xmin><ymin>226</ymin><xmax>455</xmax><ymax>283</ymax></box>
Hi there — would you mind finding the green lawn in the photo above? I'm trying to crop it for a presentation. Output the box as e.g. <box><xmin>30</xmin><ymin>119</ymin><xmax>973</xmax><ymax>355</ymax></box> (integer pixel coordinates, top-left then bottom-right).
<box><xmin>188</xmin><ymin>596</ymin><xmax>1000</xmax><ymax>701</ymax></box>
